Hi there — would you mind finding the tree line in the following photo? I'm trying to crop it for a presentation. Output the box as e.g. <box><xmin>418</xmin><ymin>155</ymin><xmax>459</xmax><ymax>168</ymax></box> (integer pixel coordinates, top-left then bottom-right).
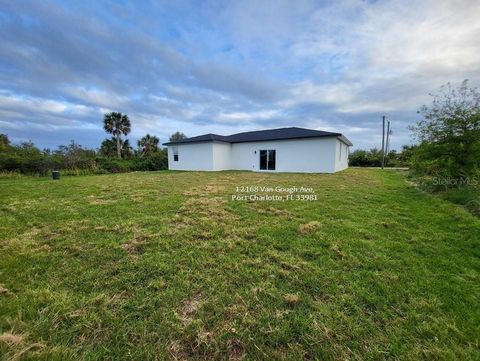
<box><xmin>350</xmin><ymin>80</ymin><xmax>479</xmax><ymax>214</ymax></box>
<box><xmin>0</xmin><ymin>112</ymin><xmax>187</xmax><ymax>175</ymax></box>
<box><xmin>353</xmin><ymin>80</ymin><xmax>479</xmax><ymax>185</ymax></box>
<box><xmin>349</xmin><ymin>146</ymin><xmax>416</xmax><ymax>168</ymax></box>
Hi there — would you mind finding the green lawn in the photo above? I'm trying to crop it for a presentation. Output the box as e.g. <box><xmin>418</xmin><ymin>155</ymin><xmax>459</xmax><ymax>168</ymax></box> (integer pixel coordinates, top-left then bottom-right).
<box><xmin>1</xmin><ymin>169</ymin><xmax>479</xmax><ymax>360</ymax></box>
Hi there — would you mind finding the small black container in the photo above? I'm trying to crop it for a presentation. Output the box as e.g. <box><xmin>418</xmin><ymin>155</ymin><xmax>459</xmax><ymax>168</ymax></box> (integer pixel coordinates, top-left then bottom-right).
<box><xmin>52</xmin><ymin>170</ymin><xmax>60</xmax><ymax>180</ymax></box>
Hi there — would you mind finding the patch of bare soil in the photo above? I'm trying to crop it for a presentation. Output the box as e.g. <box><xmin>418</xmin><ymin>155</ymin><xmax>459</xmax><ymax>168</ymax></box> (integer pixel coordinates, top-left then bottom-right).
<box><xmin>264</xmin><ymin>206</ymin><xmax>291</xmax><ymax>218</ymax></box>
<box><xmin>120</xmin><ymin>234</ymin><xmax>152</xmax><ymax>254</ymax></box>
<box><xmin>227</xmin><ymin>339</ymin><xmax>246</xmax><ymax>360</ymax></box>
<box><xmin>172</xmin><ymin>192</ymin><xmax>237</xmax><ymax>233</ymax></box>
<box><xmin>178</xmin><ymin>292</ymin><xmax>203</xmax><ymax>327</ymax></box>
<box><xmin>183</xmin><ymin>184</ymin><xmax>226</xmax><ymax>196</ymax></box>
<box><xmin>330</xmin><ymin>243</ymin><xmax>347</xmax><ymax>259</ymax></box>
<box><xmin>168</xmin><ymin>340</ymin><xmax>189</xmax><ymax>360</ymax></box>
<box><xmin>283</xmin><ymin>293</ymin><xmax>301</xmax><ymax>305</ymax></box>
<box><xmin>87</xmin><ymin>195</ymin><xmax>115</xmax><ymax>205</ymax></box>
<box><xmin>0</xmin><ymin>332</ymin><xmax>45</xmax><ymax>360</ymax></box>
<box><xmin>298</xmin><ymin>221</ymin><xmax>320</xmax><ymax>234</ymax></box>
<box><xmin>0</xmin><ymin>333</ymin><xmax>24</xmax><ymax>345</ymax></box>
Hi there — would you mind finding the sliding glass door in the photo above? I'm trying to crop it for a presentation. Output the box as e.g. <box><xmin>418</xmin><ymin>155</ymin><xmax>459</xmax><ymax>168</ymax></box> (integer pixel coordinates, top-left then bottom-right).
<box><xmin>259</xmin><ymin>150</ymin><xmax>276</xmax><ymax>170</ymax></box>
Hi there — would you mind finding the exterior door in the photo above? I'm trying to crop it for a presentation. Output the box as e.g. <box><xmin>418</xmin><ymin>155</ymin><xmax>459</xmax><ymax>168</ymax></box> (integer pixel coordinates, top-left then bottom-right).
<box><xmin>259</xmin><ymin>150</ymin><xmax>276</xmax><ymax>170</ymax></box>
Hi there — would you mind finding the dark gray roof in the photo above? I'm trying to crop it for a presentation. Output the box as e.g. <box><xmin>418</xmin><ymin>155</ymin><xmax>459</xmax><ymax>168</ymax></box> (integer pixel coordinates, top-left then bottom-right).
<box><xmin>163</xmin><ymin>127</ymin><xmax>352</xmax><ymax>146</ymax></box>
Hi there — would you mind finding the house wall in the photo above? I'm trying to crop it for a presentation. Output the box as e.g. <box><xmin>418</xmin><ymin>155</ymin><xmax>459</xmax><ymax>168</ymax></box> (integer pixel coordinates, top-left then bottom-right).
<box><xmin>167</xmin><ymin>142</ymin><xmax>214</xmax><ymax>171</ymax></box>
<box><xmin>334</xmin><ymin>138</ymin><xmax>349</xmax><ymax>172</ymax></box>
<box><xmin>167</xmin><ymin>137</ymin><xmax>346</xmax><ymax>173</ymax></box>
<box><xmin>230</xmin><ymin>137</ymin><xmax>338</xmax><ymax>173</ymax></box>
<box><xmin>212</xmin><ymin>142</ymin><xmax>232</xmax><ymax>170</ymax></box>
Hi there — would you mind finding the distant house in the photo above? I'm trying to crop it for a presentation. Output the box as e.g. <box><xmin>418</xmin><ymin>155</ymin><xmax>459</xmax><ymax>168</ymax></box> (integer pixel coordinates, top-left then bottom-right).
<box><xmin>163</xmin><ymin>127</ymin><xmax>352</xmax><ymax>173</ymax></box>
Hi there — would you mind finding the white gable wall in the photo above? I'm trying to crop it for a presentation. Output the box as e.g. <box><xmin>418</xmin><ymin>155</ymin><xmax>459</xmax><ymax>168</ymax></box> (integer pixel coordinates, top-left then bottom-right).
<box><xmin>334</xmin><ymin>138</ymin><xmax>349</xmax><ymax>172</ymax></box>
<box><xmin>167</xmin><ymin>142</ymin><xmax>214</xmax><ymax>171</ymax></box>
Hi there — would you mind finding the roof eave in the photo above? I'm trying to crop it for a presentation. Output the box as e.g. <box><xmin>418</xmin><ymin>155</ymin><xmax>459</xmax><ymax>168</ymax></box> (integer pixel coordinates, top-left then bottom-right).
<box><xmin>228</xmin><ymin>134</ymin><xmax>340</xmax><ymax>144</ymax></box>
<box><xmin>162</xmin><ymin>139</ymin><xmax>230</xmax><ymax>146</ymax></box>
<box><xmin>163</xmin><ymin>134</ymin><xmax>349</xmax><ymax>146</ymax></box>
<box><xmin>337</xmin><ymin>135</ymin><xmax>353</xmax><ymax>146</ymax></box>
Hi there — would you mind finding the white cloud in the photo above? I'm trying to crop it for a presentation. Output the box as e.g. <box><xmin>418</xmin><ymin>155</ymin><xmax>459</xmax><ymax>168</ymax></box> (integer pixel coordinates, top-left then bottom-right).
<box><xmin>65</xmin><ymin>87</ymin><xmax>130</xmax><ymax>109</ymax></box>
<box><xmin>0</xmin><ymin>91</ymin><xmax>98</xmax><ymax>129</ymax></box>
<box><xmin>286</xmin><ymin>81</ymin><xmax>359</xmax><ymax>107</ymax></box>
<box><xmin>285</xmin><ymin>0</ymin><xmax>480</xmax><ymax>115</ymax></box>
<box><xmin>217</xmin><ymin>109</ymin><xmax>282</xmax><ymax>123</ymax></box>
<box><xmin>0</xmin><ymin>91</ymin><xmax>91</xmax><ymax>117</ymax></box>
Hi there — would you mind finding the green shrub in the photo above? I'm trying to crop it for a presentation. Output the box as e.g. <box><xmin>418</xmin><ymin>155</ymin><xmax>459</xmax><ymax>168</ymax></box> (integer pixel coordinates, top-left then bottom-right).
<box><xmin>349</xmin><ymin>148</ymin><xmax>382</xmax><ymax>167</ymax></box>
<box><xmin>96</xmin><ymin>158</ymin><xmax>134</xmax><ymax>173</ymax></box>
<box><xmin>131</xmin><ymin>151</ymin><xmax>168</xmax><ymax>171</ymax></box>
<box><xmin>0</xmin><ymin>134</ymin><xmax>170</xmax><ymax>176</ymax></box>
<box><xmin>349</xmin><ymin>146</ymin><xmax>415</xmax><ymax>168</ymax></box>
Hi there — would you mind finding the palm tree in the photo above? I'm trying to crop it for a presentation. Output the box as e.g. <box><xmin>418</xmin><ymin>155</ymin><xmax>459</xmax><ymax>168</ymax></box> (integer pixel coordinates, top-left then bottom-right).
<box><xmin>138</xmin><ymin>134</ymin><xmax>160</xmax><ymax>155</ymax></box>
<box><xmin>100</xmin><ymin>137</ymin><xmax>133</xmax><ymax>158</ymax></box>
<box><xmin>103</xmin><ymin>112</ymin><xmax>131</xmax><ymax>158</ymax></box>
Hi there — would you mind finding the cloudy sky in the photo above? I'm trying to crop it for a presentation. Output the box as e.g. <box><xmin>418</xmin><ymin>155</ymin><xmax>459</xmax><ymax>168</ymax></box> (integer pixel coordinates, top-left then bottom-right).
<box><xmin>1</xmin><ymin>0</ymin><xmax>479</xmax><ymax>150</ymax></box>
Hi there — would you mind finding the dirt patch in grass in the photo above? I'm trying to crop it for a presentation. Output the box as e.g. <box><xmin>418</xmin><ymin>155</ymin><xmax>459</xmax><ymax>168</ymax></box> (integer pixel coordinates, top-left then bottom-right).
<box><xmin>227</xmin><ymin>339</ymin><xmax>245</xmax><ymax>360</ymax></box>
<box><xmin>172</xmin><ymin>195</ymin><xmax>237</xmax><ymax>234</ymax></box>
<box><xmin>13</xmin><ymin>227</ymin><xmax>41</xmax><ymax>242</ymax></box>
<box><xmin>0</xmin><ymin>332</ymin><xmax>46</xmax><ymax>360</ymax></box>
<box><xmin>36</xmin><ymin>244</ymin><xmax>53</xmax><ymax>253</ymax></box>
<box><xmin>120</xmin><ymin>242</ymin><xmax>141</xmax><ymax>254</ymax></box>
<box><xmin>120</xmin><ymin>235</ymin><xmax>151</xmax><ymax>254</ymax></box>
<box><xmin>184</xmin><ymin>197</ymin><xmax>229</xmax><ymax>218</ymax></box>
<box><xmin>255</xmin><ymin>206</ymin><xmax>292</xmax><ymax>218</ymax></box>
<box><xmin>275</xmin><ymin>309</ymin><xmax>291</xmax><ymax>320</ymax></box>
<box><xmin>299</xmin><ymin>221</ymin><xmax>320</xmax><ymax>234</ymax></box>
<box><xmin>117</xmin><ymin>224</ymin><xmax>157</xmax><ymax>254</ymax></box>
<box><xmin>0</xmin><ymin>332</ymin><xmax>24</xmax><ymax>345</ymax></box>
<box><xmin>183</xmin><ymin>184</ymin><xmax>226</xmax><ymax>196</ymax></box>
<box><xmin>168</xmin><ymin>340</ymin><xmax>189</xmax><ymax>360</ymax></box>
<box><xmin>170</xmin><ymin>293</ymin><xmax>220</xmax><ymax>361</ymax></box>
<box><xmin>178</xmin><ymin>292</ymin><xmax>203</xmax><ymax>326</ymax></box>
<box><xmin>87</xmin><ymin>195</ymin><xmax>116</xmax><ymax>205</ymax></box>
<box><xmin>330</xmin><ymin>243</ymin><xmax>347</xmax><ymax>259</ymax></box>
<box><xmin>283</xmin><ymin>293</ymin><xmax>301</xmax><ymax>305</ymax></box>
<box><xmin>268</xmin><ymin>207</ymin><xmax>291</xmax><ymax>217</ymax></box>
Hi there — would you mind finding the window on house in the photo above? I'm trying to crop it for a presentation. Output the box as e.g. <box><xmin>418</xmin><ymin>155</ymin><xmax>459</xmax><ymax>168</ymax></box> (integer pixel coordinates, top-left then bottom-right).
<box><xmin>339</xmin><ymin>143</ymin><xmax>342</xmax><ymax>161</ymax></box>
<box><xmin>173</xmin><ymin>146</ymin><xmax>179</xmax><ymax>161</ymax></box>
<box><xmin>259</xmin><ymin>150</ymin><xmax>276</xmax><ymax>170</ymax></box>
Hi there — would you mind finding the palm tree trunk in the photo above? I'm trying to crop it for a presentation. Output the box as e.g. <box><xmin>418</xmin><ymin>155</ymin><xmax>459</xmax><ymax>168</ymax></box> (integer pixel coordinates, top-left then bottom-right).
<box><xmin>116</xmin><ymin>134</ymin><xmax>121</xmax><ymax>159</ymax></box>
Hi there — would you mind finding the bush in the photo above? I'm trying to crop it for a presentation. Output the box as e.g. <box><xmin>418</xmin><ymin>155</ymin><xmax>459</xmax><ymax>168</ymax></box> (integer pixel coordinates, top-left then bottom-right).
<box><xmin>349</xmin><ymin>146</ymin><xmax>415</xmax><ymax>168</ymax></box>
<box><xmin>131</xmin><ymin>151</ymin><xmax>168</xmax><ymax>171</ymax></box>
<box><xmin>0</xmin><ymin>134</ymin><xmax>169</xmax><ymax>176</ymax></box>
<box><xmin>0</xmin><ymin>143</ymin><xmax>50</xmax><ymax>175</ymax></box>
<box><xmin>96</xmin><ymin>158</ymin><xmax>134</xmax><ymax>173</ymax></box>
<box><xmin>349</xmin><ymin>148</ymin><xmax>382</xmax><ymax>167</ymax></box>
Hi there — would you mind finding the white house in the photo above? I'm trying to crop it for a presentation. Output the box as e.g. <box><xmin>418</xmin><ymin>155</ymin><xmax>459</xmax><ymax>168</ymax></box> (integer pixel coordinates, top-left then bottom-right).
<box><xmin>163</xmin><ymin>127</ymin><xmax>352</xmax><ymax>173</ymax></box>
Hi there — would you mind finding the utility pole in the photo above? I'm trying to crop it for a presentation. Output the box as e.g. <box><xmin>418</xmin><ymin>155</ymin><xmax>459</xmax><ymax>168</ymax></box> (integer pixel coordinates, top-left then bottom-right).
<box><xmin>381</xmin><ymin>115</ymin><xmax>385</xmax><ymax>169</ymax></box>
<box><xmin>385</xmin><ymin>120</ymin><xmax>391</xmax><ymax>167</ymax></box>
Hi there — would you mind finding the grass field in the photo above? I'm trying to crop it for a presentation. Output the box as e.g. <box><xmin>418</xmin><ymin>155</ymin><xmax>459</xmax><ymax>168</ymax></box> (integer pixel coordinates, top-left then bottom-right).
<box><xmin>1</xmin><ymin>169</ymin><xmax>479</xmax><ymax>360</ymax></box>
